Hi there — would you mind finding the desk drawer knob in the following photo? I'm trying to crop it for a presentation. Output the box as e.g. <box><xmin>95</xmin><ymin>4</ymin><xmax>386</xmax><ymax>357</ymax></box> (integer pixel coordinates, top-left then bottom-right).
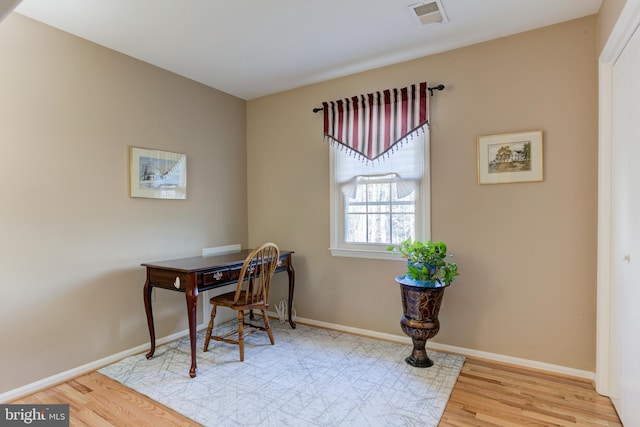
<box><xmin>174</xmin><ymin>276</ymin><xmax>181</xmax><ymax>289</ymax></box>
<box><xmin>213</xmin><ymin>271</ymin><xmax>223</xmax><ymax>281</ymax></box>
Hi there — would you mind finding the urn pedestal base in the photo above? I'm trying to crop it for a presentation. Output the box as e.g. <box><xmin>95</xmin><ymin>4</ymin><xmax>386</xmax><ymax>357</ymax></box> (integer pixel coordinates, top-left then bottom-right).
<box><xmin>398</xmin><ymin>280</ymin><xmax>446</xmax><ymax>368</ymax></box>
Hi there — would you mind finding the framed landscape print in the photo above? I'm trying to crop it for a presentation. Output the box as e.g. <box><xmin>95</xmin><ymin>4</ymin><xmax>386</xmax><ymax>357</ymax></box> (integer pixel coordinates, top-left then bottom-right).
<box><xmin>130</xmin><ymin>147</ymin><xmax>187</xmax><ymax>199</ymax></box>
<box><xmin>477</xmin><ymin>130</ymin><xmax>543</xmax><ymax>185</ymax></box>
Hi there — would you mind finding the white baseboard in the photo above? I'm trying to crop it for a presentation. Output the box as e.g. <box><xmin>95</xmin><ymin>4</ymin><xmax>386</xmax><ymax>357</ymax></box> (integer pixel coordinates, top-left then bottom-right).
<box><xmin>286</xmin><ymin>314</ymin><xmax>595</xmax><ymax>382</ymax></box>
<box><xmin>1</xmin><ymin>316</ymin><xmax>594</xmax><ymax>403</ymax></box>
<box><xmin>0</xmin><ymin>324</ymin><xmax>208</xmax><ymax>403</ymax></box>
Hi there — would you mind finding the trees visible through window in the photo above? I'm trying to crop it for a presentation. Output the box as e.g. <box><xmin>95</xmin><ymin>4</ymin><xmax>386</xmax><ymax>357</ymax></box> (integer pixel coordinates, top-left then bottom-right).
<box><xmin>345</xmin><ymin>178</ymin><xmax>415</xmax><ymax>245</ymax></box>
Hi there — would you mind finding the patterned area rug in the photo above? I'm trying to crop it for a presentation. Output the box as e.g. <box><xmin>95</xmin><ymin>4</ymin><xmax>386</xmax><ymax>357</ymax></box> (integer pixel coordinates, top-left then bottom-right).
<box><xmin>99</xmin><ymin>320</ymin><xmax>464</xmax><ymax>427</ymax></box>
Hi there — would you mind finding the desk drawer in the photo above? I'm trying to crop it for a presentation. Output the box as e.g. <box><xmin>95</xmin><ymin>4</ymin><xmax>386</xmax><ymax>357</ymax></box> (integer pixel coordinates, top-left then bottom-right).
<box><xmin>203</xmin><ymin>268</ymin><xmax>230</xmax><ymax>286</ymax></box>
<box><xmin>149</xmin><ymin>269</ymin><xmax>188</xmax><ymax>291</ymax></box>
<box><xmin>202</xmin><ymin>267</ymin><xmax>243</xmax><ymax>286</ymax></box>
<box><xmin>276</xmin><ymin>255</ymin><xmax>290</xmax><ymax>270</ymax></box>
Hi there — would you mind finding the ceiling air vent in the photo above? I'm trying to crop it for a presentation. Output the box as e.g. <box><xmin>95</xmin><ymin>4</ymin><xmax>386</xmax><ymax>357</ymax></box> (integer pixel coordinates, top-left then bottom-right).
<box><xmin>410</xmin><ymin>0</ymin><xmax>448</xmax><ymax>26</ymax></box>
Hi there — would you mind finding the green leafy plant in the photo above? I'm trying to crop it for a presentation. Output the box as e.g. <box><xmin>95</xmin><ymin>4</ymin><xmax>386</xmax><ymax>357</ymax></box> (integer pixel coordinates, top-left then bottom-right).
<box><xmin>387</xmin><ymin>238</ymin><xmax>459</xmax><ymax>285</ymax></box>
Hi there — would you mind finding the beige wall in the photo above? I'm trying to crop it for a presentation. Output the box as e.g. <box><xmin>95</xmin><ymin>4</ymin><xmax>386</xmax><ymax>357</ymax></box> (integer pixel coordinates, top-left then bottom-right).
<box><xmin>0</xmin><ymin>14</ymin><xmax>247</xmax><ymax>394</ymax></box>
<box><xmin>0</xmin><ymin>1</ymin><xmax>19</xmax><ymax>22</ymax></box>
<box><xmin>248</xmin><ymin>16</ymin><xmax>599</xmax><ymax>371</ymax></box>
<box><xmin>596</xmin><ymin>0</ymin><xmax>627</xmax><ymax>54</ymax></box>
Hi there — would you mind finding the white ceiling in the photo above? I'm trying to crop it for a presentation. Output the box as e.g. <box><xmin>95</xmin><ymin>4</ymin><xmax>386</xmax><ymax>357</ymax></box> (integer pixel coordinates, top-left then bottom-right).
<box><xmin>12</xmin><ymin>0</ymin><xmax>602</xmax><ymax>100</ymax></box>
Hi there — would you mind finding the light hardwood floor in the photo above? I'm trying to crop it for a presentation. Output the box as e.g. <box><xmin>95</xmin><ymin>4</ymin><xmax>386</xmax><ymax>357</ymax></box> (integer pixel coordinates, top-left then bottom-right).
<box><xmin>441</xmin><ymin>358</ymin><xmax>622</xmax><ymax>426</ymax></box>
<box><xmin>11</xmin><ymin>357</ymin><xmax>622</xmax><ymax>426</ymax></box>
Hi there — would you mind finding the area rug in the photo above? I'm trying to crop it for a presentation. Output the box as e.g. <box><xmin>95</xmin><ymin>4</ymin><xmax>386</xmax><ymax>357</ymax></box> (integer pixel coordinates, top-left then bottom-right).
<box><xmin>99</xmin><ymin>320</ymin><xmax>464</xmax><ymax>427</ymax></box>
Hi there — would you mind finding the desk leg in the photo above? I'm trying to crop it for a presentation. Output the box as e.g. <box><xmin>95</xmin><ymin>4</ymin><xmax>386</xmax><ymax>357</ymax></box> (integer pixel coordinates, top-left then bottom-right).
<box><xmin>143</xmin><ymin>278</ymin><xmax>156</xmax><ymax>359</ymax></box>
<box><xmin>287</xmin><ymin>261</ymin><xmax>296</xmax><ymax>329</ymax></box>
<box><xmin>186</xmin><ymin>275</ymin><xmax>198</xmax><ymax>378</ymax></box>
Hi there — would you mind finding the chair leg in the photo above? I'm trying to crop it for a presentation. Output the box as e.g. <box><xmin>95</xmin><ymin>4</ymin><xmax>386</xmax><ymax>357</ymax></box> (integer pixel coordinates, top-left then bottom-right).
<box><xmin>261</xmin><ymin>309</ymin><xmax>275</xmax><ymax>345</ymax></box>
<box><xmin>203</xmin><ymin>304</ymin><xmax>217</xmax><ymax>352</ymax></box>
<box><xmin>237</xmin><ymin>309</ymin><xmax>245</xmax><ymax>361</ymax></box>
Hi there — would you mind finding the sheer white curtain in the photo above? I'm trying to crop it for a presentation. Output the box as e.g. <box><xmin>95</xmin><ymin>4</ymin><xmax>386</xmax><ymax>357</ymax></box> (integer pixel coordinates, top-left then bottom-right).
<box><xmin>334</xmin><ymin>132</ymin><xmax>426</xmax><ymax>198</ymax></box>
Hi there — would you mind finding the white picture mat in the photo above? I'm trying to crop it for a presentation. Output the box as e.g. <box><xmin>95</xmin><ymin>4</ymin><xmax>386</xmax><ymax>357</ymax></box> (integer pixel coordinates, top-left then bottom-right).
<box><xmin>130</xmin><ymin>147</ymin><xmax>187</xmax><ymax>199</ymax></box>
<box><xmin>477</xmin><ymin>130</ymin><xmax>543</xmax><ymax>184</ymax></box>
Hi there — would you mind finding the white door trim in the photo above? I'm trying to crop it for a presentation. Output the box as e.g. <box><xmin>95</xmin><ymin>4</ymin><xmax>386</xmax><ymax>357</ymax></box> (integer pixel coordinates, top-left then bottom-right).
<box><xmin>596</xmin><ymin>0</ymin><xmax>640</xmax><ymax>396</ymax></box>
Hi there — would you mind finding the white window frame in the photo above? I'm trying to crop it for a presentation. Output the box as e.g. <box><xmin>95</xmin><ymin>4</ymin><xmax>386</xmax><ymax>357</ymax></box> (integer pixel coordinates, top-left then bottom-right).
<box><xmin>329</xmin><ymin>134</ymin><xmax>431</xmax><ymax>260</ymax></box>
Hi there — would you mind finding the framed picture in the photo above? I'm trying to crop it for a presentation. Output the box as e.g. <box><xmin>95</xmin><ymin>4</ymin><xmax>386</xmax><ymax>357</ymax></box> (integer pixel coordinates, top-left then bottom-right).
<box><xmin>130</xmin><ymin>147</ymin><xmax>187</xmax><ymax>199</ymax></box>
<box><xmin>477</xmin><ymin>130</ymin><xmax>543</xmax><ymax>184</ymax></box>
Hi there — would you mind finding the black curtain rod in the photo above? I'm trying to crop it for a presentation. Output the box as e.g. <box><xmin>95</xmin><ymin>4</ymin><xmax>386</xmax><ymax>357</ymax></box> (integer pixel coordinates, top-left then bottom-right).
<box><xmin>312</xmin><ymin>84</ymin><xmax>445</xmax><ymax>113</ymax></box>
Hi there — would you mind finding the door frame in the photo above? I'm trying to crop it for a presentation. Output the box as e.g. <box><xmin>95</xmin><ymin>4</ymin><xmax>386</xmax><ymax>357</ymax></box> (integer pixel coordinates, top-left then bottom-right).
<box><xmin>596</xmin><ymin>0</ymin><xmax>640</xmax><ymax>396</ymax></box>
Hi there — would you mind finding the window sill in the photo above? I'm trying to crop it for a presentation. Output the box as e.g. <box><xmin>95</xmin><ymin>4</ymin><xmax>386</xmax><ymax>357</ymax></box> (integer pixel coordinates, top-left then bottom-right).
<box><xmin>329</xmin><ymin>247</ymin><xmax>403</xmax><ymax>261</ymax></box>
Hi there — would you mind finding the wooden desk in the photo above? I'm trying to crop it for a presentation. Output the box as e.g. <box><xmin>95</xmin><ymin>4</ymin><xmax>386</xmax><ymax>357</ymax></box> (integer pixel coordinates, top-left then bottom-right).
<box><xmin>142</xmin><ymin>250</ymin><xmax>295</xmax><ymax>378</ymax></box>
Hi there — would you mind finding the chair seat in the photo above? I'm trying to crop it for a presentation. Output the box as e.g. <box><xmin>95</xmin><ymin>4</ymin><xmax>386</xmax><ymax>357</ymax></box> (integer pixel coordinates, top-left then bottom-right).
<box><xmin>210</xmin><ymin>291</ymin><xmax>265</xmax><ymax>309</ymax></box>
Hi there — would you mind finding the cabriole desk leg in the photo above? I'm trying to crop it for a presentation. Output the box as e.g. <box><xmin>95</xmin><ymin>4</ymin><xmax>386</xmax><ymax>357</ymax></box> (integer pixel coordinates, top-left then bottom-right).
<box><xmin>287</xmin><ymin>261</ymin><xmax>296</xmax><ymax>329</ymax></box>
<box><xmin>143</xmin><ymin>277</ymin><xmax>156</xmax><ymax>359</ymax></box>
<box><xmin>186</xmin><ymin>275</ymin><xmax>198</xmax><ymax>378</ymax></box>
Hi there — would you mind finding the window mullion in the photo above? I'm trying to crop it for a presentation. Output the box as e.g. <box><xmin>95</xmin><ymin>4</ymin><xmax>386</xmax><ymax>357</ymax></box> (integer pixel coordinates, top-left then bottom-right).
<box><xmin>387</xmin><ymin>182</ymin><xmax>393</xmax><ymax>243</ymax></box>
<box><xmin>365</xmin><ymin>183</ymin><xmax>370</xmax><ymax>244</ymax></box>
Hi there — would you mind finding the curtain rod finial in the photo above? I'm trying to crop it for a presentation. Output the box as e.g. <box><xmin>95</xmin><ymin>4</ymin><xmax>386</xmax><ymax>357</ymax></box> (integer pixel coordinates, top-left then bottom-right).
<box><xmin>428</xmin><ymin>84</ymin><xmax>445</xmax><ymax>96</ymax></box>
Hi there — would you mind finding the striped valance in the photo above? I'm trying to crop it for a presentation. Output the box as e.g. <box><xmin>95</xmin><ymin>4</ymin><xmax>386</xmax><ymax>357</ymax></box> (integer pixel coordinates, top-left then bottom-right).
<box><xmin>322</xmin><ymin>82</ymin><xmax>429</xmax><ymax>161</ymax></box>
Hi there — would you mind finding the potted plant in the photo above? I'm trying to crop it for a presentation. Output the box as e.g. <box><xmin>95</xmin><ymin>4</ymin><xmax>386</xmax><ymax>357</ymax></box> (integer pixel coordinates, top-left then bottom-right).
<box><xmin>387</xmin><ymin>238</ymin><xmax>459</xmax><ymax>367</ymax></box>
<box><xmin>389</xmin><ymin>238</ymin><xmax>459</xmax><ymax>286</ymax></box>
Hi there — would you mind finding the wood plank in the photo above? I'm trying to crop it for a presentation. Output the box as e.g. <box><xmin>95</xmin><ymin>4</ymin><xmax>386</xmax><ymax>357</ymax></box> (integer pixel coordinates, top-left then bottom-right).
<box><xmin>446</xmin><ymin>358</ymin><xmax>622</xmax><ymax>427</ymax></box>
<box><xmin>456</xmin><ymin>369</ymin><xmax>618</xmax><ymax>419</ymax></box>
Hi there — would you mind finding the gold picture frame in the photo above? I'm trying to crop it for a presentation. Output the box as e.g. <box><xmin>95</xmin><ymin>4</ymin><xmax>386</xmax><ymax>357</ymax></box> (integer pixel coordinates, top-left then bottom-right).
<box><xmin>477</xmin><ymin>130</ymin><xmax>543</xmax><ymax>184</ymax></box>
<box><xmin>130</xmin><ymin>147</ymin><xmax>187</xmax><ymax>199</ymax></box>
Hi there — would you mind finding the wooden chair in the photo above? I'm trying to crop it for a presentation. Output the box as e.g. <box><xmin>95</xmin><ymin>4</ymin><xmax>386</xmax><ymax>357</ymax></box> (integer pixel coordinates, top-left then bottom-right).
<box><xmin>203</xmin><ymin>242</ymin><xmax>280</xmax><ymax>361</ymax></box>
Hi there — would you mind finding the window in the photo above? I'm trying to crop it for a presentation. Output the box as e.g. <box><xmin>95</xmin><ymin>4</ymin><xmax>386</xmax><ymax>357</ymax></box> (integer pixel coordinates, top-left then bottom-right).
<box><xmin>322</xmin><ymin>82</ymin><xmax>432</xmax><ymax>258</ymax></box>
<box><xmin>329</xmin><ymin>132</ymin><xmax>430</xmax><ymax>259</ymax></box>
<box><xmin>345</xmin><ymin>176</ymin><xmax>414</xmax><ymax>244</ymax></box>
